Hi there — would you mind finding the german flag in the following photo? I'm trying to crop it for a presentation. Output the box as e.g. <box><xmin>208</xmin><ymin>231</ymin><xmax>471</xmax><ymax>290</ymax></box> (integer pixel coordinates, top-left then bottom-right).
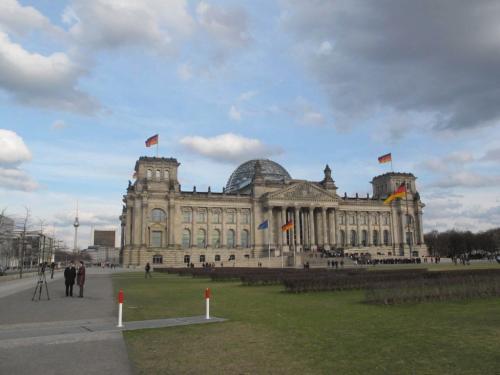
<box><xmin>145</xmin><ymin>134</ymin><xmax>159</xmax><ymax>147</ymax></box>
<box><xmin>378</xmin><ymin>153</ymin><xmax>392</xmax><ymax>164</ymax></box>
<box><xmin>384</xmin><ymin>183</ymin><xmax>407</xmax><ymax>204</ymax></box>
<box><xmin>281</xmin><ymin>220</ymin><xmax>293</xmax><ymax>232</ymax></box>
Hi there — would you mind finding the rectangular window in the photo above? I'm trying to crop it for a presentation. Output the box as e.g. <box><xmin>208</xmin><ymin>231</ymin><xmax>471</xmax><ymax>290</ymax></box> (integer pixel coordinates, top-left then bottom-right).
<box><xmin>212</xmin><ymin>210</ymin><xmax>221</xmax><ymax>224</ymax></box>
<box><xmin>182</xmin><ymin>210</ymin><xmax>192</xmax><ymax>223</ymax></box>
<box><xmin>197</xmin><ymin>210</ymin><xmax>207</xmax><ymax>223</ymax></box>
<box><xmin>151</xmin><ymin>231</ymin><xmax>162</xmax><ymax>247</ymax></box>
<box><xmin>227</xmin><ymin>211</ymin><xmax>235</xmax><ymax>224</ymax></box>
<box><xmin>349</xmin><ymin>215</ymin><xmax>355</xmax><ymax>225</ymax></box>
<box><xmin>241</xmin><ymin>210</ymin><xmax>250</xmax><ymax>224</ymax></box>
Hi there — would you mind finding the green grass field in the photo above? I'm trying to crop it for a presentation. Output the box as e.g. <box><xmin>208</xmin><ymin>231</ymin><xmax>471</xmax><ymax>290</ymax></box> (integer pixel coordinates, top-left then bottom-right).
<box><xmin>114</xmin><ymin>268</ymin><xmax>500</xmax><ymax>375</ymax></box>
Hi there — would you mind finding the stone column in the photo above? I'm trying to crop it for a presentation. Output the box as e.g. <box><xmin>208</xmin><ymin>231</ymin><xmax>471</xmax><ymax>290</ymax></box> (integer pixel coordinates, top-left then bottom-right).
<box><xmin>268</xmin><ymin>207</ymin><xmax>274</xmax><ymax>248</ymax></box>
<box><xmin>280</xmin><ymin>207</ymin><xmax>286</xmax><ymax>246</ymax></box>
<box><xmin>418</xmin><ymin>211</ymin><xmax>424</xmax><ymax>244</ymax></box>
<box><xmin>300</xmin><ymin>210</ymin><xmax>306</xmax><ymax>247</ymax></box>
<box><xmin>294</xmin><ymin>206</ymin><xmax>301</xmax><ymax>247</ymax></box>
<box><xmin>126</xmin><ymin>205</ymin><xmax>133</xmax><ymax>246</ymax></box>
<box><xmin>309</xmin><ymin>207</ymin><xmax>315</xmax><ymax>246</ymax></box>
<box><xmin>134</xmin><ymin>198</ymin><xmax>142</xmax><ymax>246</ymax></box>
<box><xmin>333</xmin><ymin>209</ymin><xmax>338</xmax><ymax>247</ymax></box>
<box><xmin>367</xmin><ymin>212</ymin><xmax>372</xmax><ymax>246</ymax></box>
<box><xmin>322</xmin><ymin>207</ymin><xmax>328</xmax><ymax>246</ymax></box>
<box><xmin>356</xmin><ymin>211</ymin><xmax>360</xmax><ymax>246</ymax></box>
<box><xmin>142</xmin><ymin>200</ymin><xmax>148</xmax><ymax>246</ymax></box>
<box><xmin>378</xmin><ymin>212</ymin><xmax>382</xmax><ymax>246</ymax></box>
<box><xmin>236</xmin><ymin>208</ymin><xmax>240</xmax><ymax>248</ymax></box>
<box><xmin>207</xmin><ymin>209</ymin><xmax>211</xmax><ymax>249</ymax></box>
<box><xmin>191</xmin><ymin>208</ymin><xmax>196</xmax><ymax>247</ymax></box>
<box><xmin>221</xmin><ymin>208</ymin><xmax>226</xmax><ymax>247</ymax></box>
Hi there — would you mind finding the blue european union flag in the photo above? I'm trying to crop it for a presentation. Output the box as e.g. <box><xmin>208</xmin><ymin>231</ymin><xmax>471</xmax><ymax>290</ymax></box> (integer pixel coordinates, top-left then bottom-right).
<box><xmin>258</xmin><ymin>220</ymin><xmax>268</xmax><ymax>230</ymax></box>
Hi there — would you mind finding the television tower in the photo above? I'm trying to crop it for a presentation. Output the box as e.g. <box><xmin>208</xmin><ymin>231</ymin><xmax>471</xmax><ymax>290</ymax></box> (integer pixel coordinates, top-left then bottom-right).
<box><xmin>73</xmin><ymin>201</ymin><xmax>80</xmax><ymax>254</ymax></box>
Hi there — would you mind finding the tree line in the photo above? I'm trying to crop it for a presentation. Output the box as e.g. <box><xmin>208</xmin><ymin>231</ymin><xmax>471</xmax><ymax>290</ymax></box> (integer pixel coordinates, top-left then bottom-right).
<box><xmin>424</xmin><ymin>228</ymin><xmax>500</xmax><ymax>257</ymax></box>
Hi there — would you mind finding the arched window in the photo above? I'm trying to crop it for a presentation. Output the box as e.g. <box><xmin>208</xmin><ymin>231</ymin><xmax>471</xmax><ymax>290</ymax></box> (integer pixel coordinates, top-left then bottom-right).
<box><xmin>383</xmin><ymin>230</ymin><xmax>390</xmax><ymax>245</ymax></box>
<box><xmin>182</xmin><ymin>229</ymin><xmax>191</xmax><ymax>248</ymax></box>
<box><xmin>147</xmin><ymin>169</ymin><xmax>152</xmax><ymax>179</ymax></box>
<box><xmin>350</xmin><ymin>230</ymin><xmax>357</xmax><ymax>246</ymax></box>
<box><xmin>215</xmin><ymin>254</ymin><xmax>221</xmax><ymax>262</ymax></box>
<box><xmin>155</xmin><ymin>169</ymin><xmax>161</xmax><ymax>179</ymax></box>
<box><xmin>153</xmin><ymin>254</ymin><xmax>163</xmax><ymax>264</ymax></box>
<box><xmin>184</xmin><ymin>255</ymin><xmax>190</xmax><ymax>264</ymax></box>
<box><xmin>151</xmin><ymin>208</ymin><xmax>166</xmax><ymax>222</ymax></box>
<box><xmin>373</xmin><ymin>230</ymin><xmax>379</xmax><ymax>246</ymax></box>
<box><xmin>212</xmin><ymin>229</ymin><xmax>221</xmax><ymax>248</ymax></box>
<box><xmin>199</xmin><ymin>255</ymin><xmax>205</xmax><ymax>263</ymax></box>
<box><xmin>361</xmin><ymin>230</ymin><xmax>367</xmax><ymax>246</ymax></box>
<box><xmin>227</xmin><ymin>229</ymin><xmax>235</xmax><ymax>248</ymax></box>
<box><xmin>197</xmin><ymin>229</ymin><xmax>206</xmax><ymax>248</ymax></box>
<box><xmin>339</xmin><ymin>230</ymin><xmax>345</xmax><ymax>246</ymax></box>
<box><xmin>241</xmin><ymin>230</ymin><xmax>250</xmax><ymax>248</ymax></box>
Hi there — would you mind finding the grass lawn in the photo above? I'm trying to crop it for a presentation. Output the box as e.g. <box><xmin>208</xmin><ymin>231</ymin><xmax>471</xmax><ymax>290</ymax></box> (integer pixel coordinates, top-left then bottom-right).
<box><xmin>114</xmin><ymin>270</ymin><xmax>500</xmax><ymax>375</ymax></box>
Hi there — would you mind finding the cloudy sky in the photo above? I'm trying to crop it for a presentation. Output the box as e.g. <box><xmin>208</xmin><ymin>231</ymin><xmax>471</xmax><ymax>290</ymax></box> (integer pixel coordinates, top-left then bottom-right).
<box><xmin>1</xmin><ymin>0</ymin><xmax>500</xmax><ymax>248</ymax></box>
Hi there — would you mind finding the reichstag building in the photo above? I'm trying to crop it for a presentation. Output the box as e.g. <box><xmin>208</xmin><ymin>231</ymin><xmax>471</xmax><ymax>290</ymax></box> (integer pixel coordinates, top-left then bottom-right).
<box><xmin>120</xmin><ymin>156</ymin><xmax>428</xmax><ymax>267</ymax></box>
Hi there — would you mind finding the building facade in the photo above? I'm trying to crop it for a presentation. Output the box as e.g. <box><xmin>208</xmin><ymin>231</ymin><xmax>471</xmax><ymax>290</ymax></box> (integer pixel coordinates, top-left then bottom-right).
<box><xmin>121</xmin><ymin>157</ymin><xmax>427</xmax><ymax>267</ymax></box>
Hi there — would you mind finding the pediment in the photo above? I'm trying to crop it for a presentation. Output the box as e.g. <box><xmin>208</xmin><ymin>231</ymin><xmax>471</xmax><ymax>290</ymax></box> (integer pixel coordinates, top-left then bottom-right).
<box><xmin>266</xmin><ymin>181</ymin><xmax>337</xmax><ymax>202</ymax></box>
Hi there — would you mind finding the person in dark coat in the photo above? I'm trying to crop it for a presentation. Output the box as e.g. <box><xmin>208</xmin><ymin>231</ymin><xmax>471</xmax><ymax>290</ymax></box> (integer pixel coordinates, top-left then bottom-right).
<box><xmin>77</xmin><ymin>261</ymin><xmax>86</xmax><ymax>298</ymax></box>
<box><xmin>145</xmin><ymin>262</ymin><xmax>152</xmax><ymax>278</ymax></box>
<box><xmin>64</xmin><ymin>262</ymin><xmax>76</xmax><ymax>297</ymax></box>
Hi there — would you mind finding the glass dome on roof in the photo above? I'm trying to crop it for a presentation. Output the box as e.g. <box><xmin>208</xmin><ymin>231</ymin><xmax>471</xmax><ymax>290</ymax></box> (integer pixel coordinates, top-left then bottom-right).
<box><xmin>225</xmin><ymin>159</ymin><xmax>291</xmax><ymax>192</ymax></box>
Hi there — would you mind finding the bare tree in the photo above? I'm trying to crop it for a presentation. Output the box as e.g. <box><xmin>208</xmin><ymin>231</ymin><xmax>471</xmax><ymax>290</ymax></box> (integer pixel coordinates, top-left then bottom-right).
<box><xmin>18</xmin><ymin>207</ymin><xmax>31</xmax><ymax>279</ymax></box>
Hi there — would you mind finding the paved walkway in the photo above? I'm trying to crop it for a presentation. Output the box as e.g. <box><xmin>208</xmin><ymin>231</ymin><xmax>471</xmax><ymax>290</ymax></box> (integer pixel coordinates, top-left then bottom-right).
<box><xmin>0</xmin><ymin>268</ymin><xmax>226</xmax><ymax>375</ymax></box>
<box><xmin>0</xmin><ymin>268</ymin><xmax>132</xmax><ymax>375</ymax></box>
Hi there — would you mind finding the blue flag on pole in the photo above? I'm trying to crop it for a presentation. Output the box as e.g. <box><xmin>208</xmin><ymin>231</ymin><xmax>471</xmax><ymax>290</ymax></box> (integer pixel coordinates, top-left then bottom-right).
<box><xmin>258</xmin><ymin>220</ymin><xmax>269</xmax><ymax>230</ymax></box>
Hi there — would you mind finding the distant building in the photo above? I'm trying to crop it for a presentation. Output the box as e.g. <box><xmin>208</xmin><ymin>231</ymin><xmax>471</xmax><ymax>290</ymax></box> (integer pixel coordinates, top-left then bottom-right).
<box><xmin>121</xmin><ymin>156</ymin><xmax>428</xmax><ymax>268</ymax></box>
<box><xmin>11</xmin><ymin>231</ymin><xmax>55</xmax><ymax>268</ymax></box>
<box><xmin>94</xmin><ymin>230</ymin><xmax>116</xmax><ymax>247</ymax></box>
<box><xmin>82</xmin><ymin>245</ymin><xmax>120</xmax><ymax>265</ymax></box>
<box><xmin>0</xmin><ymin>215</ymin><xmax>15</xmax><ymax>267</ymax></box>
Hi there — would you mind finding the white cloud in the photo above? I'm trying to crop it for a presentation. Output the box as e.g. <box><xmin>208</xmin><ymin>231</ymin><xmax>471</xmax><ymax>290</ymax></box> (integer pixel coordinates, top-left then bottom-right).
<box><xmin>0</xmin><ymin>168</ymin><xmax>38</xmax><ymax>191</ymax></box>
<box><xmin>196</xmin><ymin>1</ymin><xmax>250</xmax><ymax>59</ymax></box>
<box><xmin>180</xmin><ymin>133</ymin><xmax>282</xmax><ymax>163</ymax></box>
<box><xmin>316</xmin><ymin>41</ymin><xmax>332</xmax><ymax>55</ymax></box>
<box><xmin>63</xmin><ymin>0</ymin><xmax>195</xmax><ymax>53</ymax></box>
<box><xmin>0</xmin><ymin>129</ymin><xmax>37</xmax><ymax>191</ymax></box>
<box><xmin>0</xmin><ymin>0</ymin><xmax>62</xmax><ymax>37</ymax></box>
<box><xmin>0</xmin><ymin>32</ymin><xmax>98</xmax><ymax>113</ymax></box>
<box><xmin>228</xmin><ymin>105</ymin><xmax>242</xmax><ymax>121</ymax></box>
<box><xmin>238</xmin><ymin>90</ymin><xmax>258</xmax><ymax>101</ymax></box>
<box><xmin>177</xmin><ymin>63</ymin><xmax>193</xmax><ymax>80</ymax></box>
<box><xmin>283</xmin><ymin>0</ymin><xmax>500</xmax><ymax>131</ymax></box>
<box><xmin>430</xmin><ymin>171</ymin><xmax>500</xmax><ymax>189</ymax></box>
<box><xmin>0</xmin><ymin>129</ymin><xmax>31</xmax><ymax>165</ymax></box>
<box><xmin>51</xmin><ymin>120</ymin><xmax>69</xmax><ymax>131</ymax></box>
<box><xmin>301</xmin><ymin>111</ymin><xmax>325</xmax><ymax>125</ymax></box>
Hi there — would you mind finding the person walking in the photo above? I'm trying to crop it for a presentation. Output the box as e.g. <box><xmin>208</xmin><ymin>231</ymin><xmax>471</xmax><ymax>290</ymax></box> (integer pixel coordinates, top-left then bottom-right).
<box><xmin>64</xmin><ymin>262</ymin><xmax>76</xmax><ymax>297</ymax></box>
<box><xmin>77</xmin><ymin>261</ymin><xmax>86</xmax><ymax>298</ymax></box>
<box><xmin>50</xmin><ymin>262</ymin><xmax>55</xmax><ymax>279</ymax></box>
<box><xmin>145</xmin><ymin>262</ymin><xmax>152</xmax><ymax>278</ymax></box>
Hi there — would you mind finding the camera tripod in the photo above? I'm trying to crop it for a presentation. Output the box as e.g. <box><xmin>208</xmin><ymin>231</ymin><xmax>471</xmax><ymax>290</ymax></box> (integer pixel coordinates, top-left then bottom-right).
<box><xmin>32</xmin><ymin>263</ymin><xmax>50</xmax><ymax>301</ymax></box>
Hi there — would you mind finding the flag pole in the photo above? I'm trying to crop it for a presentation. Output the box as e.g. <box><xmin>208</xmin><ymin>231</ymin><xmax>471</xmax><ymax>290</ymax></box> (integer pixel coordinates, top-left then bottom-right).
<box><xmin>156</xmin><ymin>135</ymin><xmax>159</xmax><ymax>157</ymax></box>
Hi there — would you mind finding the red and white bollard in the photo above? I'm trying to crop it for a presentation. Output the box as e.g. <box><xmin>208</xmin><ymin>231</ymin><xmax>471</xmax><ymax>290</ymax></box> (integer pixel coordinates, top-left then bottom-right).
<box><xmin>205</xmin><ymin>288</ymin><xmax>211</xmax><ymax>320</ymax></box>
<box><xmin>117</xmin><ymin>289</ymin><xmax>124</xmax><ymax>328</ymax></box>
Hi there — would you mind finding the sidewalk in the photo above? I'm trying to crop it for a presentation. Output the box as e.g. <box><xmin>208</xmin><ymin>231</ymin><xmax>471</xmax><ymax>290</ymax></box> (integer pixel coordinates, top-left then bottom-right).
<box><xmin>0</xmin><ymin>268</ymin><xmax>132</xmax><ymax>375</ymax></box>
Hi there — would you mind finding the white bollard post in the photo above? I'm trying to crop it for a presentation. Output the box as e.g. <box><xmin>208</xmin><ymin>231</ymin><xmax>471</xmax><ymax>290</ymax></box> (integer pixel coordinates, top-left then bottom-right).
<box><xmin>117</xmin><ymin>289</ymin><xmax>124</xmax><ymax>328</ymax></box>
<box><xmin>205</xmin><ymin>288</ymin><xmax>211</xmax><ymax>320</ymax></box>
